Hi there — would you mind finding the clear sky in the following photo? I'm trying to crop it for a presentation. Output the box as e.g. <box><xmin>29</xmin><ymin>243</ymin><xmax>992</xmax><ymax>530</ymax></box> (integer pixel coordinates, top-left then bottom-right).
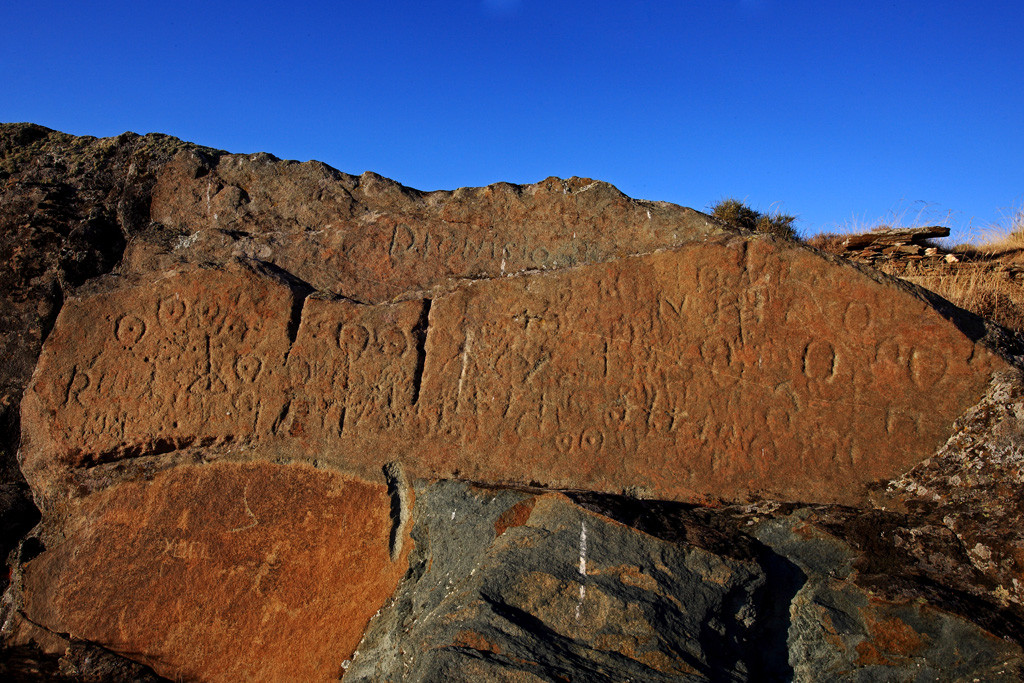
<box><xmin>3</xmin><ymin>1</ymin><xmax>1022</xmax><ymax>241</ymax></box>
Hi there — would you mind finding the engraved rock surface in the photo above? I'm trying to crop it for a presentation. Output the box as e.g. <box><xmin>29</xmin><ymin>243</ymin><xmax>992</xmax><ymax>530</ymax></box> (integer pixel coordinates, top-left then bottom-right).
<box><xmin>143</xmin><ymin>150</ymin><xmax>719</xmax><ymax>303</ymax></box>
<box><xmin>21</xmin><ymin>237</ymin><xmax>1007</xmax><ymax>506</ymax></box>
<box><xmin>3</xmin><ymin>124</ymin><xmax>1024</xmax><ymax>681</ymax></box>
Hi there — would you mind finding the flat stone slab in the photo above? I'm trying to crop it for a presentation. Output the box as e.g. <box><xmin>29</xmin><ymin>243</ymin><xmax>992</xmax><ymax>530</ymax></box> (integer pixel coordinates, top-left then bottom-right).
<box><xmin>22</xmin><ymin>236</ymin><xmax>1006</xmax><ymax>505</ymax></box>
<box><xmin>20</xmin><ymin>461</ymin><xmax>410</xmax><ymax>682</ymax></box>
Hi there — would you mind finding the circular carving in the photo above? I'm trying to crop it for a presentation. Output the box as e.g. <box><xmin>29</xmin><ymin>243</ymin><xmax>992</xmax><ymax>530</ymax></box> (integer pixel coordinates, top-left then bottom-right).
<box><xmin>234</xmin><ymin>355</ymin><xmax>263</xmax><ymax>382</ymax></box>
<box><xmin>339</xmin><ymin>324</ymin><xmax>369</xmax><ymax>356</ymax></box>
<box><xmin>580</xmin><ymin>428</ymin><xmax>604</xmax><ymax>452</ymax></box>
<box><xmin>604</xmin><ymin>405</ymin><xmax>626</xmax><ymax>425</ymax></box>
<box><xmin>803</xmin><ymin>340</ymin><xmax>836</xmax><ymax>381</ymax></box>
<box><xmin>196</xmin><ymin>300</ymin><xmax>221</xmax><ymax>325</ymax></box>
<box><xmin>377</xmin><ymin>326</ymin><xmax>408</xmax><ymax>356</ymax></box>
<box><xmin>115</xmin><ymin>314</ymin><xmax>147</xmax><ymax>345</ymax></box>
<box><xmin>555</xmin><ymin>432</ymin><xmax>574</xmax><ymax>453</ymax></box>
<box><xmin>843</xmin><ymin>302</ymin><xmax>871</xmax><ymax>334</ymax></box>
<box><xmin>158</xmin><ymin>297</ymin><xmax>187</xmax><ymax>327</ymax></box>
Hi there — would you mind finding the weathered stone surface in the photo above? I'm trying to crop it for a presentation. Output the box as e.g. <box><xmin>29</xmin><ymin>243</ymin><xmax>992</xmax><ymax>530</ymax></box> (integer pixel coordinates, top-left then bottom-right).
<box><xmin>18</xmin><ymin>461</ymin><xmax>410</xmax><ymax>682</ymax></box>
<box><xmin>5</xmin><ymin>125</ymin><xmax>1024</xmax><ymax>681</ymax></box>
<box><xmin>0</xmin><ymin>123</ymin><xmax>217</xmax><ymax>596</ymax></box>
<box><xmin>841</xmin><ymin>226</ymin><xmax>950</xmax><ymax>250</ymax></box>
<box><xmin>348</xmin><ymin>480</ymin><xmax>1024</xmax><ymax>681</ymax></box>
<box><xmin>0</xmin><ymin>640</ymin><xmax>169</xmax><ymax>682</ymax></box>
<box><xmin>749</xmin><ymin>511</ymin><xmax>1024</xmax><ymax>681</ymax></box>
<box><xmin>347</xmin><ymin>481</ymin><xmax>784</xmax><ymax>682</ymax></box>
<box><xmin>143</xmin><ymin>149</ymin><xmax>719</xmax><ymax>303</ymax></box>
<box><xmin>22</xmin><ymin>237</ymin><xmax>1007</xmax><ymax>506</ymax></box>
<box><xmin>880</xmin><ymin>368</ymin><xmax>1024</xmax><ymax>612</ymax></box>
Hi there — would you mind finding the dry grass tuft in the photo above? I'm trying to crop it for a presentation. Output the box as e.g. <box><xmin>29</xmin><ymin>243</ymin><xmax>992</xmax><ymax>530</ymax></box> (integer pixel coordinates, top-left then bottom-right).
<box><xmin>952</xmin><ymin>208</ymin><xmax>1024</xmax><ymax>256</ymax></box>
<box><xmin>804</xmin><ymin>232</ymin><xmax>850</xmax><ymax>252</ymax></box>
<box><xmin>709</xmin><ymin>198</ymin><xmax>798</xmax><ymax>241</ymax></box>
<box><xmin>884</xmin><ymin>261</ymin><xmax>1024</xmax><ymax>333</ymax></box>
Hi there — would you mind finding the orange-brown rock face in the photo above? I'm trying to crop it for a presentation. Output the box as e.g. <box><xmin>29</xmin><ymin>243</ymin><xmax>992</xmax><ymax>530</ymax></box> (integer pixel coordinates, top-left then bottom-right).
<box><xmin>22</xmin><ymin>237</ymin><xmax>1006</xmax><ymax>507</ymax></box>
<box><xmin>7</xmin><ymin>126</ymin><xmax>1024</xmax><ymax>682</ymax></box>
<box><xmin>146</xmin><ymin>152</ymin><xmax>716</xmax><ymax>303</ymax></box>
<box><xmin>20</xmin><ymin>461</ymin><xmax>410</xmax><ymax>682</ymax></box>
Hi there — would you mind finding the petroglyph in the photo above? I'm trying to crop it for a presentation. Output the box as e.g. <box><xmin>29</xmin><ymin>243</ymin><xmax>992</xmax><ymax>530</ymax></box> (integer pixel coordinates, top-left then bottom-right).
<box><xmin>22</xmin><ymin>238</ymin><xmax>1007</xmax><ymax>504</ymax></box>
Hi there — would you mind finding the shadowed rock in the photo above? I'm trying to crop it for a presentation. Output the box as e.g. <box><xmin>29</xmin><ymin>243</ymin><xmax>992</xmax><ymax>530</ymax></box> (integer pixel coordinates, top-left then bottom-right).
<box><xmin>3</xmin><ymin>124</ymin><xmax>1024</xmax><ymax>681</ymax></box>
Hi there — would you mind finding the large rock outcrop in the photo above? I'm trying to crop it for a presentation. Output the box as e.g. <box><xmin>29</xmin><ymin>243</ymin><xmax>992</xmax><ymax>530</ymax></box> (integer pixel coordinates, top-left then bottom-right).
<box><xmin>2</xmin><ymin>124</ymin><xmax>1024</xmax><ymax>681</ymax></box>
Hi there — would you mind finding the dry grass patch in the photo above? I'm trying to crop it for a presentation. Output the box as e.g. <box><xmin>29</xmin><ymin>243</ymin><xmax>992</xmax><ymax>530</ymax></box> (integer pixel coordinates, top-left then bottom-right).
<box><xmin>950</xmin><ymin>209</ymin><xmax>1024</xmax><ymax>257</ymax></box>
<box><xmin>804</xmin><ymin>231</ymin><xmax>850</xmax><ymax>252</ymax></box>
<box><xmin>884</xmin><ymin>261</ymin><xmax>1024</xmax><ymax>333</ymax></box>
<box><xmin>709</xmin><ymin>198</ymin><xmax>798</xmax><ymax>241</ymax></box>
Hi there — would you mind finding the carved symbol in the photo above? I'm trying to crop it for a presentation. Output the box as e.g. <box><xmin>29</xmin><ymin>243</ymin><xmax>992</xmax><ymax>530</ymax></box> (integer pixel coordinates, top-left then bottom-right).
<box><xmin>196</xmin><ymin>300</ymin><xmax>222</xmax><ymax>325</ymax></box>
<box><xmin>910</xmin><ymin>348</ymin><xmax>947</xmax><ymax>390</ymax></box>
<box><xmin>115</xmin><ymin>314</ymin><xmax>147</xmax><ymax>345</ymax></box>
<box><xmin>555</xmin><ymin>432</ymin><xmax>575</xmax><ymax>453</ymax></box>
<box><xmin>843</xmin><ymin>302</ymin><xmax>871</xmax><ymax>334</ymax></box>
<box><xmin>235</xmin><ymin>355</ymin><xmax>263</xmax><ymax>382</ymax></box>
<box><xmin>803</xmin><ymin>340</ymin><xmax>836</xmax><ymax>381</ymax></box>
<box><xmin>339</xmin><ymin>324</ymin><xmax>369</xmax><ymax>356</ymax></box>
<box><xmin>603</xmin><ymin>405</ymin><xmax>626</xmax><ymax>426</ymax></box>
<box><xmin>65</xmin><ymin>367</ymin><xmax>91</xmax><ymax>404</ymax></box>
<box><xmin>158</xmin><ymin>297</ymin><xmax>187</xmax><ymax>327</ymax></box>
<box><xmin>580</xmin><ymin>428</ymin><xmax>604</xmax><ymax>453</ymax></box>
<box><xmin>218</xmin><ymin>319</ymin><xmax>249</xmax><ymax>343</ymax></box>
<box><xmin>531</xmin><ymin>246</ymin><xmax>550</xmax><ymax>265</ymax></box>
<box><xmin>378</xmin><ymin>325</ymin><xmax>408</xmax><ymax>356</ymax></box>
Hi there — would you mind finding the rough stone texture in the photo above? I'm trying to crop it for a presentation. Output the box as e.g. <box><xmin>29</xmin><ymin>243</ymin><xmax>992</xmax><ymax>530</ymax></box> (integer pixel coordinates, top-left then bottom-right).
<box><xmin>346</xmin><ymin>481</ymin><xmax>785</xmax><ymax>682</ymax></box>
<box><xmin>141</xmin><ymin>149</ymin><xmax>718</xmax><ymax>303</ymax></box>
<box><xmin>0</xmin><ymin>640</ymin><xmax>169</xmax><ymax>682</ymax></box>
<box><xmin>18</xmin><ymin>461</ymin><xmax>410</xmax><ymax>682</ymax></box>
<box><xmin>348</xmin><ymin>481</ymin><xmax>1024</xmax><ymax>681</ymax></box>
<box><xmin>4</xmin><ymin>124</ymin><xmax>1024</xmax><ymax>681</ymax></box>
<box><xmin>0</xmin><ymin>124</ymin><xmax>215</xmax><ymax>599</ymax></box>
<box><xmin>20</xmin><ymin>239</ymin><xmax>1007</xmax><ymax>508</ymax></box>
<box><xmin>879</xmin><ymin>368</ymin><xmax>1024</xmax><ymax>613</ymax></box>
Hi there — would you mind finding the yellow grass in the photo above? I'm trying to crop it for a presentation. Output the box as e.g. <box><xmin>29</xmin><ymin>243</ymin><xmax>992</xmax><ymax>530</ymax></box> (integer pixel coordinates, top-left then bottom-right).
<box><xmin>951</xmin><ymin>208</ymin><xmax>1024</xmax><ymax>256</ymax></box>
<box><xmin>806</xmin><ymin>208</ymin><xmax>1024</xmax><ymax>333</ymax></box>
<box><xmin>884</xmin><ymin>261</ymin><xmax>1024</xmax><ymax>333</ymax></box>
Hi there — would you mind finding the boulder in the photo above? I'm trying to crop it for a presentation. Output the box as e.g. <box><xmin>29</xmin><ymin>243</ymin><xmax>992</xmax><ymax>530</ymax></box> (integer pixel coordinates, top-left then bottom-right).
<box><xmin>3</xmin><ymin>124</ymin><xmax>1024</xmax><ymax>681</ymax></box>
<box><xmin>20</xmin><ymin>461</ymin><xmax>411</xmax><ymax>681</ymax></box>
<box><xmin>20</xmin><ymin>240</ymin><xmax>1008</xmax><ymax>507</ymax></box>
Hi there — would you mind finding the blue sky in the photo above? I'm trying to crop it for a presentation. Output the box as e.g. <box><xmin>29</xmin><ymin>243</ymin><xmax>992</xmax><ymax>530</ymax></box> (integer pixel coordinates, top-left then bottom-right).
<box><xmin>3</xmin><ymin>1</ymin><xmax>1022</xmax><ymax>241</ymax></box>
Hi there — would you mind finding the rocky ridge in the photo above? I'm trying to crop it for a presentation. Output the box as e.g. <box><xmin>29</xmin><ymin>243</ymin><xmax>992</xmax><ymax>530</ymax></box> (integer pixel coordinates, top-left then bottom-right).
<box><xmin>2</xmin><ymin>124</ymin><xmax>1024</xmax><ymax>681</ymax></box>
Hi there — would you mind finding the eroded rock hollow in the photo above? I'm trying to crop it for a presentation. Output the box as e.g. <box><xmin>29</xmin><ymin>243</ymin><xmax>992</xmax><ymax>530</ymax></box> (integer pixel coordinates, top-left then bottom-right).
<box><xmin>2</xmin><ymin>124</ymin><xmax>1024</xmax><ymax>681</ymax></box>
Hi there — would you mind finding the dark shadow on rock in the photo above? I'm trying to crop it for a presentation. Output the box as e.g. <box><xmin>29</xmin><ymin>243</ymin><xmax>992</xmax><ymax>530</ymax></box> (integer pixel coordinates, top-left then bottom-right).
<box><xmin>569</xmin><ymin>491</ymin><xmax>807</xmax><ymax>682</ymax></box>
<box><xmin>0</xmin><ymin>640</ymin><xmax>170</xmax><ymax>682</ymax></box>
<box><xmin>814</xmin><ymin>507</ymin><xmax>1024</xmax><ymax>647</ymax></box>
